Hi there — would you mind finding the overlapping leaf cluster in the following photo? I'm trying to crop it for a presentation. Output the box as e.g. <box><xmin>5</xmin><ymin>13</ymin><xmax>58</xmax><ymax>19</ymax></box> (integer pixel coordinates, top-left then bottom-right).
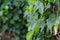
<box><xmin>0</xmin><ymin>0</ymin><xmax>60</xmax><ymax>40</ymax></box>
<box><xmin>24</xmin><ymin>0</ymin><xmax>60</xmax><ymax>40</ymax></box>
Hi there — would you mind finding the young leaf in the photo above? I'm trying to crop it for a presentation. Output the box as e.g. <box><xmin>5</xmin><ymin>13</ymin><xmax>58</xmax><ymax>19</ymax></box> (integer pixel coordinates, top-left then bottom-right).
<box><xmin>26</xmin><ymin>31</ymin><xmax>34</xmax><ymax>40</ymax></box>
<box><xmin>54</xmin><ymin>25</ymin><xmax>58</xmax><ymax>35</ymax></box>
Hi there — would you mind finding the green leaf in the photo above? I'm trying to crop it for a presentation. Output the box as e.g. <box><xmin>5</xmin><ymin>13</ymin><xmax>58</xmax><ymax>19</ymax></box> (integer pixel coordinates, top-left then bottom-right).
<box><xmin>24</xmin><ymin>10</ymin><xmax>31</xmax><ymax>19</ymax></box>
<box><xmin>45</xmin><ymin>3</ymin><xmax>51</xmax><ymax>10</ymax></box>
<box><xmin>2</xmin><ymin>24</ymin><xmax>9</xmax><ymax>34</ymax></box>
<box><xmin>28</xmin><ymin>5</ymin><xmax>33</xmax><ymax>13</ymax></box>
<box><xmin>32</xmin><ymin>0</ymin><xmax>36</xmax><ymax>5</ymax></box>
<box><xmin>28</xmin><ymin>0</ymin><xmax>32</xmax><ymax>5</ymax></box>
<box><xmin>48</xmin><ymin>0</ymin><xmax>54</xmax><ymax>2</ymax></box>
<box><xmin>34</xmin><ymin>0</ymin><xmax>44</xmax><ymax>15</ymax></box>
<box><xmin>28</xmin><ymin>22</ymin><xmax>37</xmax><ymax>31</ymax></box>
<box><xmin>26</xmin><ymin>31</ymin><xmax>34</xmax><ymax>40</ymax></box>
<box><xmin>0</xmin><ymin>10</ymin><xmax>3</xmax><ymax>17</ymax></box>
<box><xmin>47</xmin><ymin>14</ymin><xmax>56</xmax><ymax>33</ymax></box>
<box><xmin>54</xmin><ymin>15</ymin><xmax>60</xmax><ymax>25</ymax></box>
<box><xmin>13</xmin><ymin>14</ymin><xmax>19</xmax><ymax>20</ymax></box>
<box><xmin>2</xmin><ymin>17</ymin><xmax>8</xmax><ymax>23</ymax></box>
<box><xmin>28</xmin><ymin>0</ymin><xmax>36</xmax><ymax>5</ymax></box>
<box><xmin>34</xmin><ymin>25</ymin><xmax>40</xmax><ymax>34</ymax></box>
<box><xmin>36</xmin><ymin>34</ymin><xmax>44</xmax><ymax>40</ymax></box>
<box><xmin>38</xmin><ymin>17</ymin><xmax>45</xmax><ymax>32</ymax></box>
<box><xmin>10</xmin><ymin>19</ymin><xmax>15</xmax><ymax>24</ymax></box>
<box><xmin>4</xmin><ymin>5</ymin><xmax>9</xmax><ymax>9</ymax></box>
<box><xmin>55</xmin><ymin>0</ymin><xmax>60</xmax><ymax>12</ymax></box>
<box><xmin>34</xmin><ymin>13</ymin><xmax>39</xmax><ymax>20</ymax></box>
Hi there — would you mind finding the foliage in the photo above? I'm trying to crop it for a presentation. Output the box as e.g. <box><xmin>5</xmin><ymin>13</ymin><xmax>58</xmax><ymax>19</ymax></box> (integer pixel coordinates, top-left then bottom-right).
<box><xmin>0</xmin><ymin>0</ymin><xmax>60</xmax><ymax>40</ymax></box>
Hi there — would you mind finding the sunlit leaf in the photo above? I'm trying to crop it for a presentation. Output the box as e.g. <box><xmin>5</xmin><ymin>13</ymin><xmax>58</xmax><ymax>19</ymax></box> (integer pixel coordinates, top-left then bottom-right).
<box><xmin>48</xmin><ymin>0</ymin><xmax>54</xmax><ymax>2</ymax></box>
<box><xmin>0</xmin><ymin>10</ymin><xmax>3</xmax><ymax>17</ymax></box>
<box><xmin>26</xmin><ymin>31</ymin><xmax>34</xmax><ymax>40</ymax></box>
<box><xmin>54</xmin><ymin>25</ymin><xmax>58</xmax><ymax>35</ymax></box>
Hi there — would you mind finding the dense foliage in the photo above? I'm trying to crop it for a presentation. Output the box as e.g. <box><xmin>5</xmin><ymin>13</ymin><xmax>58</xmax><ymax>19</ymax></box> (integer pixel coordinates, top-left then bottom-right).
<box><xmin>0</xmin><ymin>0</ymin><xmax>60</xmax><ymax>40</ymax></box>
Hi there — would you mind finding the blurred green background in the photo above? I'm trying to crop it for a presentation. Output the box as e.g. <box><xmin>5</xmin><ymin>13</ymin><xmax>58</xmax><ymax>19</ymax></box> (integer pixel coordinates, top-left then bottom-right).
<box><xmin>0</xmin><ymin>0</ymin><xmax>27</xmax><ymax>40</ymax></box>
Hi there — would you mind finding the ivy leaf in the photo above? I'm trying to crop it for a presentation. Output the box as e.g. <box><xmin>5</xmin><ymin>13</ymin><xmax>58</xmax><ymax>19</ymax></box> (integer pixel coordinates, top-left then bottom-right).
<box><xmin>13</xmin><ymin>14</ymin><xmax>19</xmax><ymax>21</ymax></box>
<box><xmin>36</xmin><ymin>34</ymin><xmax>44</xmax><ymax>40</ymax></box>
<box><xmin>34</xmin><ymin>24</ymin><xmax>40</xmax><ymax>34</ymax></box>
<box><xmin>55</xmin><ymin>15</ymin><xmax>60</xmax><ymax>25</ymax></box>
<box><xmin>2</xmin><ymin>17</ymin><xmax>8</xmax><ymax>23</ymax></box>
<box><xmin>47</xmin><ymin>14</ymin><xmax>56</xmax><ymax>33</ymax></box>
<box><xmin>53</xmin><ymin>15</ymin><xmax>60</xmax><ymax>35</ymax></box>
<box><xmin>54</xmin><ymin>25</ymin><xmax>58</xmax><ymax>35</ymax></box>
<box><xmin>28</xmin><ymin>5</ymin><xmax>33</xmax><ymax>13</ymax></box>
<box><xmin>0</xmin><ymin>10</ymin><xmax>3</xmax><ymax>17</ymax></box>
<box><xmin>28</xmin><ymin>22</ymin><xmax>37</xmax><ymax>31</ymax></box>
<box><xmin>12</xmin><ymin>0</ymin><xmax>19</xmax><ymax>7</ymax></box>
<box><xmin>34</xmin><ymin>13</ymin><xmax>39</xmax><ymax>20</ymax></box>
<box><xmin>24</xmin><ymin>10</ymin><xmax>28</xmax><ymax>18</ymax></box>
<box><xmin>28</xmin><ymin>0</ymin><xmax>36</xmax><ymax>5</ymax></box>
<box><xmin>28</xmin><ymin>0</ymin><xmax>32</xmax><ymax>5</ymax></box>
<box><xmin>26</xmin><ymin>31</ymin><xmax>34</xmax><ymax>40</ymax></box>
<box><xmin>34</xmin><ymin>0</ymin><xmax>44</xmax><ymax>15</ymax></box>
<box><xmin>38</xmin><ymin>17</ymin><xmax>45</xmax><ymax>32</ymax></box>
<box><xmin>45</xmin><ymin>3</ymin><xmax>51</xmax><ymax>10</ymax></box>
<box><xmin>32</xmin><ymin>0</ymin><xmax>36</xmax><ymax>5</ymax></box>
<box><xmin>48</xmin><ymin>0</ymin><xmax>54</xmax><ymax>2</ymax></box>
<box><xmin>2</xmin><ymin>24</ymin><xmax>9</xmax><ymax>34</ymax></box>
<box><xmin>55</xmin><ymin>0</ymin><xmax>60</xmax><ymax>12</ymax></box>
<box><xmin>4</xmin><ymin>5</ymin><xmax>9</xmax><ymax>10</ymax></box>
<box><xmin>24</xmin><ymin>10</ymin><xmax>32</xmax><ymax>19</ymax></box>
<box><xmin>7</xmin><ymin>13</ymin><xmax>12</xmax><ymax>19</ymax></box>
<box><xmin>10</xmin><ymin>19</ymin><xmax>15</xmax><ymax>24</ymax></box>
